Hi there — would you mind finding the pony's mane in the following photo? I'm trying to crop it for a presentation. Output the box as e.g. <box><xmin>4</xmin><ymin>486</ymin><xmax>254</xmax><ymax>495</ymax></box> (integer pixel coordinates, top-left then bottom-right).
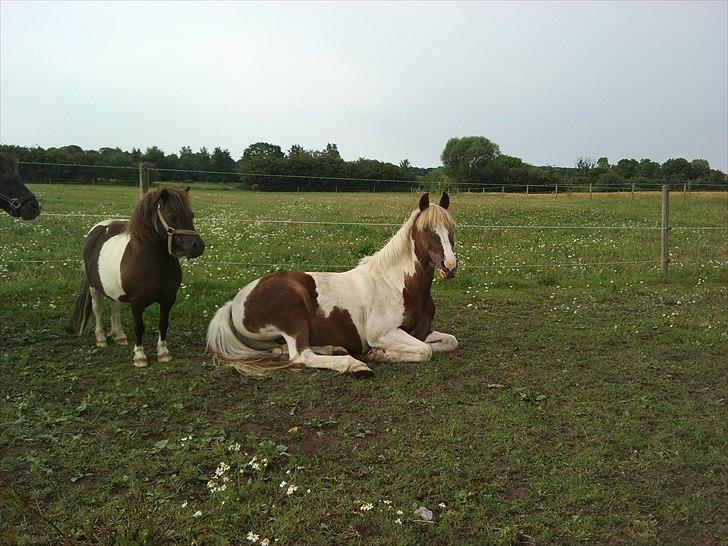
<box><xmin>128</xmin><ymin>187</ymin><xmax>192</xmax><ymax>243</ymax></box>
<box><xmin>359</xmin><ymin>203</ymin><xmax>454</xmax><ymax>270</ymax></box>
<box><xmin>0</xmin><ymin>152</ymin><xmax>19</xmax><ymax>178</ymax></box>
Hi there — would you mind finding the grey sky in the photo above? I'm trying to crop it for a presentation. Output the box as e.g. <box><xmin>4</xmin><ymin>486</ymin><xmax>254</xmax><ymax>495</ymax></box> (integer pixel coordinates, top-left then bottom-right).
<box><xmin>1</xmin><ymin>1</ymin><xmax>726</xmax><ymax>170</ymax></box>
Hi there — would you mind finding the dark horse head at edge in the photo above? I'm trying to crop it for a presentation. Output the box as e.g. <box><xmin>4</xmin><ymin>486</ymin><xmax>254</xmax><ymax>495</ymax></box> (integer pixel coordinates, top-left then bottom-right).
<box><xmin>0</xmin><ymin>152</ymin><xmax>42</xmax><ymax>220</ymax></box>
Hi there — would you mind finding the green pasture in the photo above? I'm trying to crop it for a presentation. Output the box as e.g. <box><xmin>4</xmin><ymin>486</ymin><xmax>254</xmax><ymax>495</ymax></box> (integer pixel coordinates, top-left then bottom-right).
<box><xmin>1</xmin><ymin>186</ymin><xmax>726</xmax><ymax>544</ymax></box>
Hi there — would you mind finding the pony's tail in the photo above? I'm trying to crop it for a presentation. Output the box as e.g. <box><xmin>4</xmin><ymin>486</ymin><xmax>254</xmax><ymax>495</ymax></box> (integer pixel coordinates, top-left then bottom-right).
<box><xmin>206</xmin><ymin>301</ymin><xmax>299</xmax><ymax>376</ymax></box>
<box><xmin>69</xmin><ymin>267</ymin><xmax>93</xmax><ymax>336</ymax></box>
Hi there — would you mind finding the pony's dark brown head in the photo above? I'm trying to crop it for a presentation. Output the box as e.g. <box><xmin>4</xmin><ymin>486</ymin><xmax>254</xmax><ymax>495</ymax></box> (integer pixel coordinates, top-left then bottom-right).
<box><xmin>413</xmin><ymin>192</ymin><xmax>457</xmax><ymax>279</ymax></box>
<box><xmin>0</xmin><ymin>152</ymin><xmax>42</xmax><ymax>220</ymax></box>
<box><xmin>129</xmin><ymin>186</ymin><xmax>205</xmax><ymax>258</ymax></box>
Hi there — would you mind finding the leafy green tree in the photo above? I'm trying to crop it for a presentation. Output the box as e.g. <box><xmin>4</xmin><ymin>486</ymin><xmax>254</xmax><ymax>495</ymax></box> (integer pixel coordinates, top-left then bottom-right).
<box><xmin>441</xmin><ymin>136</ymin><xmax>501</xmax><ymax>186</ymax></box>
<box><xmin>242</xmin><ymin>142</ymin><xmax>284</xmax><ymax>161</ymax></box>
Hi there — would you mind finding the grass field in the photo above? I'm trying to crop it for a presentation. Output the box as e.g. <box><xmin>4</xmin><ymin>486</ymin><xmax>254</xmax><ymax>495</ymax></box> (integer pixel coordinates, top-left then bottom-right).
<box><xmin>1</xmin><ymin>185</ymin><xmax>727</xmax><ymax>545</ymax></box>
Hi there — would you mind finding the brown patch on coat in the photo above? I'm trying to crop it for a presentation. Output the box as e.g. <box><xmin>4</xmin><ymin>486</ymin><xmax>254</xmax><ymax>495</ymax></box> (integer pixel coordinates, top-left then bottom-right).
<box><xmin>243</xmin><ymin>271</ymin><xmax>364</xmax><ymax>355</ymax></box>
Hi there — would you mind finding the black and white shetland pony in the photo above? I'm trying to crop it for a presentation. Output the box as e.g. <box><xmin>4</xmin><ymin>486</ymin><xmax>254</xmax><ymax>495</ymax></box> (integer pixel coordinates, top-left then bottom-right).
<box><xmin>207</xmin><ymin>192</ymin><xmax>458</xmax><ymax>376</ymax></box>
<box><xmin>0</xmin><ymin>152</ymin><xmax>42</xmax><ymax>220</ymax></box>
<box><xmin>71</xmin><ymin>187</ymin><xmax>205</xmax><ymax>367</ymax></box>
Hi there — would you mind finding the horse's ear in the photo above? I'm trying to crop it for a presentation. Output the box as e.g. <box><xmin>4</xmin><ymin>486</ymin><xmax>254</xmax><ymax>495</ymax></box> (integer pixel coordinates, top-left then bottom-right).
<box><xmin>419</xmin><ymin>192</ymin><xmax>430</xmax><ymax>211</ymax></box>
<box><xmin>439</xmin><ymin>192</ymin><xmax>450</xmax><ymax>210</ymax></box>
<box><xmin>184</xmin><ymin>186</ymin><xmax>190</xmax><ymax>193</ymax></box>
<box><xmin>159</xmin><ymin>188</ymin><xmax>169</xmax><ymax>202</ymax></box>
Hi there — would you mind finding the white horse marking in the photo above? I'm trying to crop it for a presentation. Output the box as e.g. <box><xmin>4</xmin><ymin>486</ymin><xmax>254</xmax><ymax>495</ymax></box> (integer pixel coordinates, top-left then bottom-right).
<box><xmin>98</xmin><ymin>232</ymin><xmax>131</xmax><ymax>301</ymax></box>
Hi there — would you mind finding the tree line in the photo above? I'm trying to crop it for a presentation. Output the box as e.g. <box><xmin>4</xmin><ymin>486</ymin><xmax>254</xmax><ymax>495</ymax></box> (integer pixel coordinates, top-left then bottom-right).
<box><xmin>1</xmin><ymin>138</ymin><xmax>725</xmax><ymax>192</ymax></box>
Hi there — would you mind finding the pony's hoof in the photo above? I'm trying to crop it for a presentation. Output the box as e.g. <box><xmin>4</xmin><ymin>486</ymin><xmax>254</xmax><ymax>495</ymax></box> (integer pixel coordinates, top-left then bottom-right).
<box><xmin>133</xmin><ymin>357</ymin><xmax>148</xmax><ymax>368</ymax></box>
<box><xmin>114</xmin><ymin>336</ymin><xmax>128</xmax><ymax>346</ymax></box>
<box><xmin>331</xmin><ymin>346</ymin><xmax>349</xmax><ymax>356</ymax></box>
<box><xmin>365</xmin><ymin>348</ymin><xmax>385</xmax><ymax>362</ymax></box>
<box><xmin>350</xmin><ymin>364</ymin><xmax>374</xmax><ymax>378</ymax></box>
<box><xmin>157</xmin><ymin>353</ymin><xmax>172</xmax><ymax>363</ymax></box>
<box><xmin>96</xmin><ymin>339</ymin><xmax>108</xmax><ymax>348</ymax></box>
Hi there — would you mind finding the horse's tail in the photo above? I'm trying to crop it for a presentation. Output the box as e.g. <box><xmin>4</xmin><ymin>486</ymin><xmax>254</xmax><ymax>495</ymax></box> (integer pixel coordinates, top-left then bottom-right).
<box><xmin>69</xmin><ymin>266</ymin><xmax>93</xmax><ymax>336</ymax></box>
<box><xmin>206</xmin><ymin>301</ymin><xmax>299</xmax><ymax>376</ymax></box>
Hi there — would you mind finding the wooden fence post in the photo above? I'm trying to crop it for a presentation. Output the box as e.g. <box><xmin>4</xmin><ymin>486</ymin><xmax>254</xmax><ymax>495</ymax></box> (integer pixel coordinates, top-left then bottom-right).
<box><xmin>589</xmin><ymin>183</ymin><xmax>592</xmax><ymax>197</ymax></box>
<box><xmin>526</xmin><ymin>185</ymin><xmax>529</xmax><ymax>195</ymax></box>
<box><xmin>555</xmin><ymin>183</ymin><xmax>558</xmax><ymax>197</ymax></box>
<box><xmin>139</xmin><ymin>163</ymin><xmax>149</xmax><ymax>198</ymax></box>
<box><xmin>661</xmin><ymin>185</ymin><xmax>670</xmax><ymax>281</ymax></box>
<box><xmin>631</xmin><ymin>182</ymin><xmax>635</xmax><ymax>198</ymax></box>
<box><xmin>501</xmin><ymin>185</ymin><xmax>504</xmax><ymax>195</ymax></box>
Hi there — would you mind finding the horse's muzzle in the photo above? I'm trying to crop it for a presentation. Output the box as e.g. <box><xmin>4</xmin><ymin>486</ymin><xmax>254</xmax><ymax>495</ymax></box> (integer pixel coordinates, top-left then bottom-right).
<box><xmin>436</xmin><ymin>260</ymin><xmax>457</xmax><ymax>279</ymax></box>
<box><xmin>19</xmin><ymin>199</ymin><xmax>42</xmax><ymax>220</ymax></box>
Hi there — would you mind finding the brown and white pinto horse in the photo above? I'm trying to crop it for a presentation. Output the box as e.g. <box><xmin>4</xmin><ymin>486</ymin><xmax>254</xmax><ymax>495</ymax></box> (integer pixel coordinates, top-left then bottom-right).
<box><xmin>0</xmin><ymin>152</ymin><xmax>42</xmax><ymax>220</ymax></box>
<box><xmin>207</xmin><ymin>192</ymin><xmax>458</xmax><ymax>376</ymax></box>
<box><xmin>71</xmin><ymin>187</ymin><xmax>205</xmax><ymax>366</ymax></box>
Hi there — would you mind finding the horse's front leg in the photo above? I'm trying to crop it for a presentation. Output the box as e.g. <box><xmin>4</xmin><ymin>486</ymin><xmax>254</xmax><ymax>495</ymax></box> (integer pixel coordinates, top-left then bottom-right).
<box><xmin>366</xmin><ymin>328</ymin><xmax>433</xmax><ymax>363</ymax></box>
<box><xmin>157</xmin><ymin>301</ymin><xmax>173</xmax><ymax>363</ymax></box>
<box><xmin>131</xmin><ymin>303</ymin><xmax>147</xmax><ymax>367</ymax></box>
<box><xmin>425</xmin><ymin>331</ymin><xmax>458</xmax><ymax>353</ymax></box>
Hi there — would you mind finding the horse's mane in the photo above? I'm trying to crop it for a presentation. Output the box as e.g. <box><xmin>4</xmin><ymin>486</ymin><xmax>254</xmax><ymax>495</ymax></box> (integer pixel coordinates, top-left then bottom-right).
<box><xmin>0</xmin><ymin>152</ymin><xmax>19</xmax><ymax>178</ymax></box>
<box><xmin>359</xmin><ymin>204</ymin><xmax>454</xmax><ymax>271</ymax></box>
<box><xmin>128</xmin><ymin>187</ymin><xmax>192</xmax><ymax>243</ymax></box>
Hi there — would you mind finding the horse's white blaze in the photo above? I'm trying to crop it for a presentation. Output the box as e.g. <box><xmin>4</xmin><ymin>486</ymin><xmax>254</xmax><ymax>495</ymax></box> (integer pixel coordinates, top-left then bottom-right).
<box><xmin>435</xmin><ymin>226</ymin><xmax>457</xmax><ymax>271</ymax></box>
<box><xmin>98</xmin><ymin>232</ymin><xmax>130</xmax><ymax>301</ymax></box>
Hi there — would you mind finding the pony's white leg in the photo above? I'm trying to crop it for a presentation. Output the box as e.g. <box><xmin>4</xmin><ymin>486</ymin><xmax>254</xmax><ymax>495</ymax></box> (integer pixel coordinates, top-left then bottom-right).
<box><xmin>133</xmin><ymin>345</ymin><xmax>148</xmax><ymax>368</ymax></box>
<box><xmin>89</xmin><ymin>287</ymin><xmax>107</xmax><ymax>347</ymax></box>
<box><xmin>109</xmin><ymin>301</ymin><xmax>127</xmax><ymax>345</ymax></box>
<box><xmin>367</xmin><ymin>328</ymin><xmax>433</xmax><ymax>363</ymax></box>
<box><xmin>281</xmin><ymin>334</ymin><xmax>371</xmax><ymax>375</ymax></box>
<box><xmin>425</xmin><ymin>331</ymin><xmax>458</xmax><ymax>353</ymax></box>
<box><xmin>157</xmin><ymin>336</ymin><xmax>171</xmax><ymax>363</ymax></box>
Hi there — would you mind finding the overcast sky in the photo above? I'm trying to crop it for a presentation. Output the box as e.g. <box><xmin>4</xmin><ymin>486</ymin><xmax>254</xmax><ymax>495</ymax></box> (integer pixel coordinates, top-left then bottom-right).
<box><xmin>1</xmin><ymin>1</ymin><xmax>726</xmax><ymax>170</ymax></box>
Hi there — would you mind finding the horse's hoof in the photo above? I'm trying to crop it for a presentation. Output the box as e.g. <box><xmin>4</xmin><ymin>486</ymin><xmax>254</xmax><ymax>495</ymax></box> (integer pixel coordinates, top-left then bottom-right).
<box><xmin>96</xmin><ymin>339</ymin><xmax>108</xmax><ymax>348</ymax></box>
<box><xmin>114</xmin><ymin>337</ymin><xmax>128</xmax><ymax>346</ymax></box>
<box><xmin>331</xmin><ymin>346</ymin><xmax>349</xmax><ymax>356</ymax></box>
<box><xmin>157</xmin><ymin>353</ymin><xmax>172</xmax><ymax>363</ymax></box>
<box><xmin>365</xmin><ymin>348</ymin><xmax>385</xmax><ymax>362</ymax></box>
<box><xmin>133</xmin><ymin>357</ymin><xmax>148</xmax><ymax>368</ymax></box>
<box><xmin>349</xmin><ymin>363</ymin><xmax>374</xmax><ymax>377</ymax></box>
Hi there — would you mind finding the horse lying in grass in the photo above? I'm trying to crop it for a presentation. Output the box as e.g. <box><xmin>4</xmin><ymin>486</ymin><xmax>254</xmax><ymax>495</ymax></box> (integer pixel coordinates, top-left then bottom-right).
<box><xmin>0</xmin><ymin>151</ymin><xmax>42</xmax><ymax>220</ymax></box>
<box><xmin>207</xmin><ymin>192</ymin><xmax>458</xmax><ymax>376</ymax></box>
<box><xmin>71</xmin><ymin>187</ymin><xmax>205</xmax><ymax>366</ymax></box>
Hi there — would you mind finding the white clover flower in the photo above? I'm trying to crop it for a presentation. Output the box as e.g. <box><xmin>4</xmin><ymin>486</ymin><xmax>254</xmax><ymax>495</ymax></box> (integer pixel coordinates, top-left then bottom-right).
<box><xmin>251</xmin><ymin>462</ymin><xmax>261</xmax><ymax>471</ymax></box>
<box><xmin>228</xmin><ymin>442</ymin><xmax>241</xmax><ymax>452</ymax></box>
<box><xmin>395</xmin><ymin>518</ymin><xmax>402</xmax><ymax>525</ymax></box>
<box><xmin>287</xmin><ymin>484</ymin><xmax>298</xmax><ymax>495</ymax></box>
<box><xmin>396</xmin><ymin>510</ymin><xmax>403</xmax><ymax>515</ymax></box>
<box><xmin>279</xmin><ymin>480</ymin><xmax>287</xmax><ymax>488</ymax></box>
<box><xmin>360</xmin><ymin>503</ymin><xmax>373</xmax><ymax>511</ymax></box>
<box><xmin>260</xmin><ymin>539</ymin><xmax>270</xmax><ymax>546</ymax></box>
<box><xmin>438</xmin><ymin>502</ymin><xmax>447</xmax><ymax>508</ymax></box>
<box><xmin>247</xmin><ymin>531</ymin><xmax>260</xmax><ymax>543</ymax></box>
<box><xmin>215</xmin><ymin>462</ymin><xmax>230</xmax><ymax>476</ymax></box>
<box><xmin>383</xmin><ymin>500</ymin><xmax>391</xmax><ymax>505</ymax></box>
<box><xmin>192</xmin><ymin>510</ymin><xmax>202</xmax><ymax>518</ymax></box>
<box><xmin>181</xmin><ymin>501</ymin><xmax>188</xmax><ymax>508</ymax></box>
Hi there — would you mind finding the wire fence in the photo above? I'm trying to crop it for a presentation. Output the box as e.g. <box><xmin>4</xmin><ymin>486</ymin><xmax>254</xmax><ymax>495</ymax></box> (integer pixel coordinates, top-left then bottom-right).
<box><xmin>17</xmin><ymin>160</ymin><xmax>728</xmax><ymax>192</ymax></box>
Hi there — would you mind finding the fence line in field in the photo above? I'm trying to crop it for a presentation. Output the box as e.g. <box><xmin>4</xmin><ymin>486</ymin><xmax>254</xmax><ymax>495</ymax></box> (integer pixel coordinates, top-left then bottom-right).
<box><xmin>1</xmin><ymin>257</ymin><xmax>664</xmax><ymax>271</ymax></box>
<box><xmin>17</xmin><ymin>160</ymin><xmax>726</xmax><ymax>190</ymax></box>
<box><xmin>36</xmin><ymin>212</ymin><xmax>728</xmax><ymax>231</ymax></box>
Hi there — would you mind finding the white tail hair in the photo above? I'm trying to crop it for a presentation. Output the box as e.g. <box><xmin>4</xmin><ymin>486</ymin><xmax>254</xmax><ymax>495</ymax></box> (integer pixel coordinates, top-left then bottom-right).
<box><xmin>206</xmin><ymin>301</ymin><xmax>299</xmax><ymax>375</ymax></box>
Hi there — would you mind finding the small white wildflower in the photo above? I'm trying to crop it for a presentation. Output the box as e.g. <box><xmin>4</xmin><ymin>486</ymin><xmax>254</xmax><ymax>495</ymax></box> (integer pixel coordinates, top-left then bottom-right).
<box><xmin>279</xmin><ymin>480</ymin><xmax>287</xmax><ymax>488</ymax></box>
<box><xmin>215</xmin><ymin>462</ymin><xmax>230</xmax><ymax>476</ymax></box>
<box><xmin>285</xmin><ymin>469</ymin><xmax>291</xmax><ymax>475</ymax></box>
<box><xmin>438</xmin><ymin>502</ymin><xmax>447</xmax><ymax>508</ymax></box>
<box><xmin>260</xmin><ymin>539</ymin><xmax>270</xmax><ymax>546</ymax></box>
<box><xmin>287</xmin><ymin>484</ymin><xmax>298</xmax><ymax>495</ymax></box>
<box><xmin>181</xmin><ymin>501</ymin><xmax>188</xmax><ymax>508</ymax></box>
<box><xmin>247</xmin><ymin>531</ymin><xmax>260</xmax><ymax>543</ymax></box>
<box><xmin>396</xmin><ymin>510</ymin><xmax>403</xmax><ymax>515</ymax></box>
<box><xmin>360</xmin><ymin>502</ymin><xmax>373</xmax><ymax>511</ymax></box>
<box><xmin>251</xmin><ymin>462</ymin><xmax>261</xmax><ymax>471</ymax></box>
<box><xmin>192</xmin><ymin>510</ymin><xmax>202</xmax><ymax>518</ymax></box>
<box><xmin>383</xmin><ymin>500</ymin><xmax>391</xmax><ymax>505</ymax></box>
<box><xmin>228</xmin><ymin>442</ymin><xmax>241</xmax><ymax>452</ymax></box>
<box><xmin>306</xmin><ymin>488</ymin><xmax>311</xmax><ymax>493</ymax></box>
<box><xmin>395</xmin><ymin>518</ymin><xmax>402</xmax><ymax>525</ymax></box>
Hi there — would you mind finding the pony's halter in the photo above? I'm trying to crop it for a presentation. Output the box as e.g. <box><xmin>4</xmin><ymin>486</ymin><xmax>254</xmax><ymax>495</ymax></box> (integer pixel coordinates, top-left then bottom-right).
<box><xmin>0</xmin><ymin>191</ymin><xmax>35</xmax><ymax>210</ymax></box>
<box><xmin>156</xmin><ymin>203</ymin><xmax>200</xmax><ymax>256</ymax></box>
